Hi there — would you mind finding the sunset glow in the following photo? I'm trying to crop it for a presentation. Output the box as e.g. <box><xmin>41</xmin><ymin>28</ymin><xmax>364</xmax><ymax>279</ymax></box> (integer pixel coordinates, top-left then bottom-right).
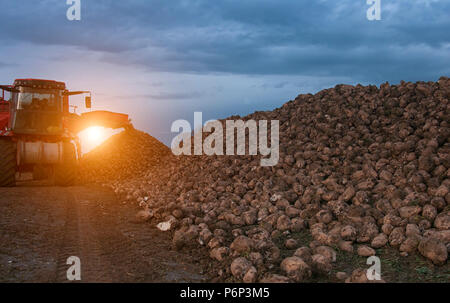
<box><xmin>78</xmin><ymin>126</ymin><xmax>107</xmax><ymax>154</ymax></box>
<box><xmin>86</xmin><ymin>126</ymin><xmax>103</xmax><ymax>143</ymax></box>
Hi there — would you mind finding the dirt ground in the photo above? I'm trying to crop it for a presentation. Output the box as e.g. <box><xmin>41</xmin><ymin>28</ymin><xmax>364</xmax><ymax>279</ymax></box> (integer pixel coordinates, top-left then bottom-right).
<box><xmin>0</xmin><ymin>180</ymin><xmax>209</xmax><ymax>283</ymax></box>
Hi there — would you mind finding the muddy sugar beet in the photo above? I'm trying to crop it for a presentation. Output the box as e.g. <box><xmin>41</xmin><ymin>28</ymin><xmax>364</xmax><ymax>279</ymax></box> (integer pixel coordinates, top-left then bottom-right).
<box><xmin>80</xmin><ymin>77</ymin><xmax>450</xmax><ymax>282</ymax></box>
<box><xmin>79</xmin><ymin>128</ymin><xmax>171</xmax><ymax>183</ymax></box>
<box><xmin>171</xmin><ymin>112</ymin><xmax>280</xmax><ymax>166</ymax></box>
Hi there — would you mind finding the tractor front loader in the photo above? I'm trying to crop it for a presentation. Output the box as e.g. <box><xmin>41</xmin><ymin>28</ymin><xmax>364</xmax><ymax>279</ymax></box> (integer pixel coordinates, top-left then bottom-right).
<box><xmin>0</xmin><ymin>79</ymin><xmax>131</xmax><ymax>187</ymax></box>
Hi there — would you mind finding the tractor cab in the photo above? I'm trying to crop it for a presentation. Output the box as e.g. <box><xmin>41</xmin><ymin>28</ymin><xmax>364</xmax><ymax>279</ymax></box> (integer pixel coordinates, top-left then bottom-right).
<box><xmin>11</xmin><ymin>79</ymin><xmax>66</xmax><ymax>135</ymax></box>
<box><xmin>0</xmin><ymin>79</ymin><xmax>92</xmax><ymax>136</ymax></box>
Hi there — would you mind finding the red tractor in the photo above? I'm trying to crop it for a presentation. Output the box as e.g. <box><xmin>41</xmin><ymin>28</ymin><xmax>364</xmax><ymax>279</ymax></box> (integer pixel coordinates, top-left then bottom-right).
<box><xmin>0</xmin><ymin>79</ymin><xmax>131</xmax><ymax>186</ymax></box>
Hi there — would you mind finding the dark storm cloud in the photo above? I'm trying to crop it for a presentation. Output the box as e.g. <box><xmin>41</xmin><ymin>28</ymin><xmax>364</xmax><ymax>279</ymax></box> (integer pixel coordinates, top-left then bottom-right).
<box><xmin>0</xmin><ymin>0</ymin><xmax>448</xmax><ymax>82</ymax></box>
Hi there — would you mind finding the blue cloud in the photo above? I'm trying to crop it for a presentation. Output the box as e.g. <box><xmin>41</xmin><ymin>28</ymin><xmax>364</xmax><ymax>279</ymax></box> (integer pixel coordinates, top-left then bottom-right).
<box><xmin>0</xmin><ymin>0</ymin><xmax>448</xmax><ymax>83</ymax></box>
<box><xmin>4</xmin><ymin>0</ymin><xmax>446</xmax><ymax>147</ymax></box>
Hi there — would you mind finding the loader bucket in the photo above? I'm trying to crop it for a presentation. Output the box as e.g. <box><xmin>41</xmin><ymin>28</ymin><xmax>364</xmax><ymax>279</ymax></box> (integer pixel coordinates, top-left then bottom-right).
<box><xmin>68</xmin><ymin>110</ymin><xmax>131</xmax><ymax>133</ymax></box>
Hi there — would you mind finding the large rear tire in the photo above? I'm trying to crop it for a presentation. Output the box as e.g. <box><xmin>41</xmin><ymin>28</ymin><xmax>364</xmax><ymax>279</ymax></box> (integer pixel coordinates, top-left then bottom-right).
<box><xmin>0</xmin><ymin>139</ymin><xmax>16</xmax><ymax>187</ymax></box>
<box><xmin>55</xmin><ymin>142</ymin><xmax>77</xmax><ymax>186</ymax></box>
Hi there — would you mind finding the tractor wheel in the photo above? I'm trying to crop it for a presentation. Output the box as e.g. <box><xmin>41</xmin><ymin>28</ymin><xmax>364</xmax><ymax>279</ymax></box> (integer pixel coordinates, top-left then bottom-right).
<box><xmin>0</xmin><ymin>139</ymin><xmax>16</xmax><ymax>187</ymax></box>
<box><xmin>55</xmin><ymin>142</ymin><xmax>77</xmax><ymax>186</ymax></box>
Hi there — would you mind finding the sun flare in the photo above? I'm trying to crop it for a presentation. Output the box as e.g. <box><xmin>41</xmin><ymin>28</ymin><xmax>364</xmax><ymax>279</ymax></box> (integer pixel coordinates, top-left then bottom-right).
<box><xmin>86</xmin><ymin>126</ymin><xmax>104</xmax><ymax>143</ymax></box>
<box><xmin>78</xmin><ymin>127</ymin><xmax>123</xmax><ymax>154</ymax></box>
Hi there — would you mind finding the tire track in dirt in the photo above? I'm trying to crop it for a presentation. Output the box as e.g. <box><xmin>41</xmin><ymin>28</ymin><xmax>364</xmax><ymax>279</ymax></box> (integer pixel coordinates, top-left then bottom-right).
<box><xmin>0</xmin><ymin>182</ymin><xmax>207</xmax><ymax>283</ymax></box>
<box><xmin>62</xmin><ymin>186</ymin><xmax>207</xmax><ymax>282</ymax></box>
<box><xmin>54</xmin><ymin>189</ymin><xmax>81</xmax><ymax>282</ymax></box>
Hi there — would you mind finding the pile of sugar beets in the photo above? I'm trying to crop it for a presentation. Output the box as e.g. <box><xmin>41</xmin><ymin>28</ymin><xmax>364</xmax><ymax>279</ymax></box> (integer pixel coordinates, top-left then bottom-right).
<box><xmin>80</xmin><ymin>77</ymin><xmax>449</xmax><ymax>282</ymax></box>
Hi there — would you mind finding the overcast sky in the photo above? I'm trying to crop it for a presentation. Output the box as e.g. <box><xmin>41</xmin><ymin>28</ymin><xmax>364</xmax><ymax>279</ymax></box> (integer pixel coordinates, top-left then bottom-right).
<box><xmin>0</xmin><ymin>0</ymin><xmax>449</xmax><ymax>146</ymax></box>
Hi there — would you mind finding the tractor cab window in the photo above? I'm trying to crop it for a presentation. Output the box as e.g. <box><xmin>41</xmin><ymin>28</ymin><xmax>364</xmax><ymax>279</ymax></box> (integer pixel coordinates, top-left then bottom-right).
<box><xmin>13</xmin><ymin>89</ymin><xmax>62</xmax><ymax>135</ymax></box>
<box><xmin>17</xmin><ymin>92</ymin><xmax>58</xmax><ymax>111</ymax></box>
<box><xmin>1</xmin><ymin>90</ymin><xmax>11</xmax><ymax>102</ymax></box>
